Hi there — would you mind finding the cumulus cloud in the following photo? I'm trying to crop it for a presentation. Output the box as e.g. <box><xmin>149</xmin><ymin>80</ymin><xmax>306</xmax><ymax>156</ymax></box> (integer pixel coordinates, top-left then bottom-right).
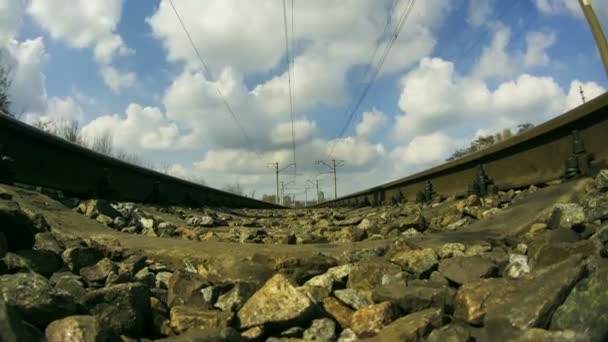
<box><xmin>355</xmin><ymin>109</ymin><xmax>387</xmax><ymax>140</ymax></box>
<box><xmin>271</xmin><ymin>120</ymin><xmax>317</xmax><ymax>146</ymax></box>
<box><xmin>467</xmin><ymin>0</ymin><xmax>493</xmax><ymax>27</ymax></box>
<box><xmin>394</xmin><ymin>57</ymin><xmax>603</xmax><ymax>141</ymax></box>
<box><xmin>81</xmin><ymin>103</ymin><xmax>183</xmax><ymax>151</ymax></box>
<box><xmin>390</xmin><ymin>132</ymin><xmax>463</xmax><ymax>169</ymax></box>
<box><xmin>100</xmin><ymin>65</ymin><xmax>136</xmax><ymax>93</ymax></box>
<box><xmin>3</xmin><ymin>37</ymin><xmax>48</xmax><ymax>114</ymax></box>
<box><xmin>0</xmin><ymin>0</ymin><xmax>23</xmax><ymax>45</ymax></box>
<box><xmin>147</xmin><ymin>0</ymin><xmax>451</xmax><ymax>120</ymax></box>
<box><xmin>533</xmin><ymin>0</ymin><xmax>583</xmax><ymax>17</ymax></box>
<box><xmin>473</xmin><ymin>25</ymin><xmax>557</xmax><ymax>79</ymax></box>
<box><xmin>27</xmin><ymin>0</ymin><xmax>132</xmax><ymax>63</ymax></box>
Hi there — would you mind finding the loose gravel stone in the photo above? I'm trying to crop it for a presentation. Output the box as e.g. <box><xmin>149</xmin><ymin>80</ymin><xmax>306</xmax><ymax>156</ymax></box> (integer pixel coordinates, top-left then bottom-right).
<box><xmin>237</xmin><ymin>273</ymin><xmax>314</xmax><ymax>329</ymax></box>
<box><xmin>303</xmin><ymin>318</ymin><xmax>336</xmax><ymax>341</ymax></box>
<box><xmin>334</xmin><ymin>288</ymin><xmax>372</xmax><ymax>310</ymax></box>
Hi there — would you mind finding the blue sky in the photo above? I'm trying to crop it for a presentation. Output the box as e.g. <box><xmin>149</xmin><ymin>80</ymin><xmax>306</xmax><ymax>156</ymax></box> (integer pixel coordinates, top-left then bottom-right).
<box><xmin>1</xmin><ymin>0</ymin><xmax>607</xmax><ymax>200</ymax></box>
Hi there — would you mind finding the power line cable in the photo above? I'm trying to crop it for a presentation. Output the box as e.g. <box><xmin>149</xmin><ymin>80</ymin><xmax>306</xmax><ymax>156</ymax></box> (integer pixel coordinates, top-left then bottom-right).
<box><xmin>282</xmin><ymin>0</ymin><xmax>297</xmax><ymax>176</ymax></box>
<box><xmin>168</xmin><ymin>0</ymin><xmax>261</xmax><ymax>157</ymax></box>
<box><xmin>327</xmin><ymin>0</ymin><xmax>417</xmax><ymax>158</ymax></box>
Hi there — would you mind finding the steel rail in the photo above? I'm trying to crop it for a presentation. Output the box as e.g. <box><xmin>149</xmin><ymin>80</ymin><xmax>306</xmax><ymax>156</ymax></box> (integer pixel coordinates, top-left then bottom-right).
<box><xmin>0</xmin><ymin>113</ymin><xmax>282</xmax><ymax>209</ymax></box>
<box><xmin>311</xmin><ymin>92</ymin><xmax>608</xmax><ymax>208</ymax></box>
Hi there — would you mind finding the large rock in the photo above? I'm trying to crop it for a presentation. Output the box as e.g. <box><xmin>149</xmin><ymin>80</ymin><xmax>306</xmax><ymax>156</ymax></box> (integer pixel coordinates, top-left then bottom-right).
<box><xmin>364</xmin><ymin>307</ymin><xmax>442</xmax><ymax>342</ymax></box>
<box><xmin>303</xmin><ymin>318</ymin><xmax>337</xmax><ymax>341</ymax></box>
<box><xmin>0</xmin><ymin>272</ymin><xmax>76</xmax><ymax>328</ymax></box>
<box><xmin>550</xmin><ymin>258</ymin><xmax>608</xmax><ymax>341</ymax></box>
<box><xmin>33</xmin><ymin>232</ymin><xmax>63</xmax><ymax>255</ymax></box>
<box><xmin>584</xmin><ymin>194</ymin><xmax>608</xmax><ymax>223</ymax></box>
<box><xmin>350</xmin><ymin>301</ymin><xmax>396</xmax><ymax>338</ymax></box>
<box><xmin>214</xmin><ymin>282</ymin><xmax>257</xmax><ymax>312</ymax></box>
<box><xmin>347</xmin><ymin>261</ymin><xmax>401</xmax><ymax>296</ymax></box>
<box><xmin>323</xmin><ymin>297</ymin><xmax>354</xmax><ymax>329</ymax></box>
<box><xmin>0</xmin><ymin>200</ymin><xmax>37</xmax><ymax>251</ymax></box>
<box><xmin>45</xmin><ymin>315</ymin><xmax>111</xmax><ymax>342</ymax></box>
<box><xmin>504</xmin><ymin>254</ymin><xmax>531</xmax><ymax>279</ymax></box>
<box><xmin>3</xmin><ymin>249</ymin><xmax>62</xmax><ymax>277</ymax></box>
<box><xmin>594</xmin><ymin>169</ymin><xmax>608</xmax><ymax>191</ymax></box>
<box><xmin>303</xmin><ymin>263</ymin><xmax>353</xmax><ymax>293</ymax></box>
<box><xmin>436</xmin><ymin>243</ymin><xmax>466</xmax><ymax>259</ymax></box>
<box><xmin>0</xmin><ymin>297</ymin><xmax>42</xmax><ymax>342</ymax></box>
<box><xmin>168</xmin><ymin>270</ymin><xmax>210</xmax><ymax>308</ymax></box>
<box><xmin>438</xmin><ymin>255</ymin><xmax>497</xmax><ymax>285</ymax></box>
<box><xmin>237</xmin><ymin>273</ymin><xmax>314</xmax><ymax>329</ymax></box>
<box><xmin>530</xmin><ymin>239</ymin><xmax>597</xmax><ymax>269</ymax></box>
<box><xmin>390</xmin><ymin>248</ymin><xmax>438</xmax><ymax>277</ymax></box>
<box><xmin>81</xmin><ymin>282</ymin><xmax>150</xmax><ymax>336</ymax></box>
<box><xmin>426</xmin><ymin>324</ymin><xmax>471</xmax><ymax>342</ymax></box>
<box><xmin>169</xmin><ymin>305</ymin><xmax>233</xmax><ymax>334</ymax></box>
<box><xmin>80</xmin><ymin>257</ymin><xmax>116</xmax><ymax>285</ymax></box>
<box><xmin>334</xmin><ymin>288</ymin><xmax>372</xmax><ymax>310</ymax></box>
<box><xmin>546</xmin><ymin>203</ymin><xmax>585</xmax><ymax>231</ymax></box>
<box><xmin>117</xmin><ymin>254</ymin><xmax>147</xmax><ymax>275</ymax></box>
<box><xmin>372</xmin><ymin>282</ymin><xmax>451</xmax><ymax>314</ymax></box>
<box><xmin>62</xmin><ymin>246</ymin><xmax>104</xmax><ymax>273</ymax></box>
<box><xmin>78</xmin><ymin>199</ymin><xmax>121</xmax><ymax>219</ymax></box>
<box><xmin>454</xmin><ymin>255</ymin><xmax>586</xmax><ymax>329</ymax></box>
<box><xmin>51</xmin><ymin>272</ymin><xmax>88</xmax><ymax>301</ymax></box>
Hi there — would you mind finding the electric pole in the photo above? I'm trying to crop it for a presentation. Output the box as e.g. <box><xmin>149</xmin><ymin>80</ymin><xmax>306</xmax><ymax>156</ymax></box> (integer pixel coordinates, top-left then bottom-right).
<box><xmin>306</xmin><ymin>179</ymin><xmax>320</xmax><ymax>203</ymax></box>
<box><xmin>315</xmin><ymin>160</ymin><xmax>344</xmax><ymax>200</ymax></box>
<box><xmin>579</xmin><ymin>0</ymin><xmax>608</xmax><ymax>78</ymax></box>
<box><xmin>580</xmin><ymin>85</ymin><xmax>586</xmax><ymax>104</ymax></box>
<box><xmin>268</xmin><ymin>162</ymin><xmax>295</xmax><ymax>205</ymax></box>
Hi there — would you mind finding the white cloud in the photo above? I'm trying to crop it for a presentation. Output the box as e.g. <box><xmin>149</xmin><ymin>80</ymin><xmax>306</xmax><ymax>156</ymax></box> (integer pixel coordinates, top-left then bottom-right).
<box><xmin>81</xmin><ymin>103</ymin><xmax>182</xmax><ymax>151</ymax></box>
<box><xmin>468</xmin><ymin>0</ymin><xmax>493</xmax><ymax>27</ymax></box>
<box><xmin>148</xmin><ymin>0</ymin><xmax>451</xmax><ymax>124</ymax></box>
<box><xmin>394</xmin><ymin>57</ymin><xmax>597</xmax><ymax>141</ymax></box>
<box><xmin>27</xmin><ymin>0</ymin><xmax>132</xmax><ymax>63</ymax></box>
<box><xmin>271</xmin><ymin>120</ymin><xmax>317</xmax><ymax>146</ymax></box>
<box><xmin>523</xmin><ymin>31</ymin><xmax>556</xmax><ymax>67</ymax></box>
<box><xmin>328</xmin><ymin>137</ymin><xmax>386</xmax><ymax>168</ymax></box>
<box><xmin>533</xmin><ymin>0</ymin><xmax>582</xmax><ymax>17</ymax></box>
<box><xmin>565</xmin><ymin>80</ymin><xmax>606</xmax><ymax>109</ymax></box>
<box><xmin>4</xmin><ymin>37</ymin><xmax>48</xmax><ymax>114</ymax></box>
<box><xmin>100</xmin><ymin>65</ymin><xmax>136</xmax><ymax>93</ymax></box>
<box><xmin>473</xmin><ymin>25</ymin><xmax>557</xmax><ymax>79</ymax></box>
<box><xmin>0</xmin><ymin>0</ymin><xmax>23</xmax><ymax>45</ymax></box>
<box><xmin>390</xmin><ymin>132</ymin><xmax>462</xmax><ymax>168</ymax></box>
<box><xmin>355</xmin><ymin>109</ymin><xmax>387</xmax><ymax>140</ymax></box>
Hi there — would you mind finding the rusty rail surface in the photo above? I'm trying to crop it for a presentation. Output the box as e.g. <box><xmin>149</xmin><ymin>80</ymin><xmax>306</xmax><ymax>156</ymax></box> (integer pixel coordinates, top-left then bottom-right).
<box><xmin>0</xmin><ymin>112</ymin><xmax>282</xmax><ymax>209</ymax></box>
<box><xmin>313</xmin><ymin>92</ymin><xmax>608</xmax><ymax>208</ymax></box>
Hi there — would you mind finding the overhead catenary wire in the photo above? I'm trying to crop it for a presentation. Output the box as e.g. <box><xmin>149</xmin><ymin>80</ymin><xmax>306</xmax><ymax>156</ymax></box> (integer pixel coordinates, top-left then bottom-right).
<box><xmin>282</xmin><ymin>0</ymin><xmax>297</xmax><ymax>177</ymax></box>
<box><xmin>167</xmin><ymin>0</ymin><xmax>262</xmax><ymax>157</ymax></box>
<box><xmin>327</xmin><ymin>0</ymin><xmax>417</xmax><ymax>158</ymax></box>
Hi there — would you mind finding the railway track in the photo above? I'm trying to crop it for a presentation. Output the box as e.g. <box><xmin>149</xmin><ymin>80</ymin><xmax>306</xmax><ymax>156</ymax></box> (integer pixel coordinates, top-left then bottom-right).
<box><xmin>314</xmin><ymin>92</ymin><xmax>608</xmax><ymax>208</ymax></box>
<box><xmin>0</xmin><ymin>112</ymin><xmax>281</xmax><ymax>209</ymax></box>
<box><xmin>1</xmin><ymin>92</ymin><xmax>606</xmax><ymax>210</ymax></box>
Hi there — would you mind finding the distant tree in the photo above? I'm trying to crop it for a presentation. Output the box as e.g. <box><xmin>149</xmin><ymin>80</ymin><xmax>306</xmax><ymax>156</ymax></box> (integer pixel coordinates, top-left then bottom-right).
<box><xmin>262</xmin><ymin>194</ymin><xmax>277</xmax><ymax>203</ymax></box>
<box><xmin>446</xmin><ymin>124</ymin><xmax>532</xmax><ymax>161</ymax></box>
<box><xmin>517</xmin><ymin>123</ymin><xmax>534</xmax><ymax>134</ymax></box>
<box><xmin>223</xmin><ymin>182</ymin><xmax>245</xmax><ymax>196</ymax></box>
<box><xmin>91</xmin><ymin>131</ymin><xmax>114</xmax><ymax>156</ymax></box>
<box><xmin>55</xmin><ymin>119</ymin><xmax>87</xmax><ymax>145</ymax></box>
<box><xmin>0</xmin><ymin>53</ymin><xmax>12</xmax><ymax>116</ymax></box>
